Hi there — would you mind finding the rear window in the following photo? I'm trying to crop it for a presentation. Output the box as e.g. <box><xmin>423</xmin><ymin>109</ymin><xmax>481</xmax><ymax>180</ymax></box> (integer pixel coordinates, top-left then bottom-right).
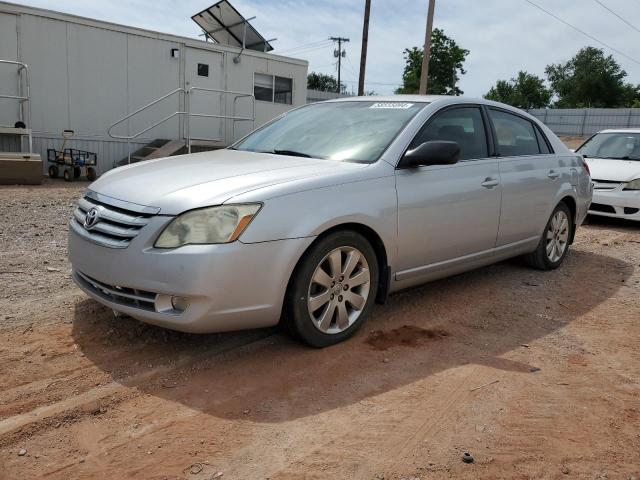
<box><xmin>489</xmin><ymin>109</ymin><xmax>541</xmax><ymax>157</ymax></box>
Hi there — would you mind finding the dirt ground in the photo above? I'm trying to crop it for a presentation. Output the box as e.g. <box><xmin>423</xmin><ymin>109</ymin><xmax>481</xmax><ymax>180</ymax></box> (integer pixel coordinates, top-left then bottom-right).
<box><xmin>0</xmin><ymin>179</ymin><xmax>639</xmax><ymax>480</ymax></box>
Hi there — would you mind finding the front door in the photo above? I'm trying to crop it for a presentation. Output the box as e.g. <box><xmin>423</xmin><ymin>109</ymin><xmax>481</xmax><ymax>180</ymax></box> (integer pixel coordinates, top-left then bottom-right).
<box><xmin>185</xmin><ymin>47</ymin><xmax>224</xmax><ymax>144</ymax></box>
<box><xmin>395</xmin><ymin>105</ymin><xmax>501</xmax><ymax>280</ymax></box>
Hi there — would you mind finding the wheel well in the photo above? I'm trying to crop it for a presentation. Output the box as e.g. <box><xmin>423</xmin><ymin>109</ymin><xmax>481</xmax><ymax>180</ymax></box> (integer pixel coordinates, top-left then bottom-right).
<box><xmin>559</xmin><ymin>196</ymin><xmax>577</xmax><ymax>244</ymax></box>
<box><xmin>289</xmin><ymin>223</ymin><xmax>390</xmax><ymax>303</ymax></box>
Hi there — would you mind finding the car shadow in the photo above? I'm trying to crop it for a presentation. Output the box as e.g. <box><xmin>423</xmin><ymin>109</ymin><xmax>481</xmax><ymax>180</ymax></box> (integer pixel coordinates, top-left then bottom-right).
<box><xmin>71</xmin><ymin>249</ymin><xmax>632</xmax><ymax>423</ymax></box>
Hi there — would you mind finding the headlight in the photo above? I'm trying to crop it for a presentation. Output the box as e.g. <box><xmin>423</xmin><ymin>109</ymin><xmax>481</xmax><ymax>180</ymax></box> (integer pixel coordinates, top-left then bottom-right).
<box><xmin>624</xmin><ymin>178</ymin><xmax>640</xmax><ymax>191</ymax></box>
<box><xmin>154</xmin><ymin>204</ymin><xmax>261</xmax><ymax>248</ymax></box>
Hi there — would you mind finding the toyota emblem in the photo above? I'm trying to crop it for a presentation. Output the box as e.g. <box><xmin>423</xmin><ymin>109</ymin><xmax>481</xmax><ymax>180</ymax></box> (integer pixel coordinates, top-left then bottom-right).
<box><xmin>84</xmin><ymin>207</ymin><xmax>100</xmax><ymax>230</ymax></box>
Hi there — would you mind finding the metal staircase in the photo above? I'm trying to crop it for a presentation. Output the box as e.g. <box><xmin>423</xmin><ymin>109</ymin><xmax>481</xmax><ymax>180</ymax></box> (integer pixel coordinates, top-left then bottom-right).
<box><xmin>108</xmin><ymin>87</ymin><xmax>255</xmax><ymax>165</ymax></box>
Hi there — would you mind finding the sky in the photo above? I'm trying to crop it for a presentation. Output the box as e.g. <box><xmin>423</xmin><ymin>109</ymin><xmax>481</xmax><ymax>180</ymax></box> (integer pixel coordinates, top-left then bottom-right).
<box><xmin>16</xmin><ymin>0</ymin><xmax>640</xmax><ymax>97</ymax></box>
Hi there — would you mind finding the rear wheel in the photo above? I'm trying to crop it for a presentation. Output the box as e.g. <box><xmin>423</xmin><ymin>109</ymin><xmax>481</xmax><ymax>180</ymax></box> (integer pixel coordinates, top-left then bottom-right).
<box><xmin>63</xmin><ymin>168</ymin><xmax>72</xmax><ymax>182</ymax></box>
<box><xmin>48</xmin><ymin>165</ymin><xmax>59</xmax><ymax>178</ymax></box>
<box><xmin>285</xmin><ymin>231</ymin><xmax>379</xmax><ymax>347</ymax></box>
<box><xmin>524</xmin><ymin>202</ymin><xmax>572</xmax><ymax>270</ymax></box>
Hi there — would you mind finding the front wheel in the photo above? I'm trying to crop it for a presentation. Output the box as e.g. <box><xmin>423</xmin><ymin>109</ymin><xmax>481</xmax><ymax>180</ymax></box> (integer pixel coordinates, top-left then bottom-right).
<box><xmin>524</xmin><ymin>202</ymin><xmax>572</xmax><ymax>270</ymax></box>
<box><xmin>285</xmin><ymin>231</ymin><xmax>379</xmax><ymax>347</ymax></box>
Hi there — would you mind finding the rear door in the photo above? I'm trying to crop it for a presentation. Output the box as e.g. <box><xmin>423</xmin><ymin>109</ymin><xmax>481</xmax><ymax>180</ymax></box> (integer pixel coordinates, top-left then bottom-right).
<box><xmin>488</xmin><ymin>108</ymin><xmax>562</xmax><ymax>246</ymax></box>
<box><xmin>395</xmin><ymin>105</ymin><xmax>501</xmax><ymax>280</ymax></box>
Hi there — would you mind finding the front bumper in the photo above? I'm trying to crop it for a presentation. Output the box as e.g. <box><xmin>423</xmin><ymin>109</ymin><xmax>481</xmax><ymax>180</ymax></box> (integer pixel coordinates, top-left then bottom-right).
<box><xmin>68</xmin><ymin>218</ymin><xmax>314</xmax><ymax>333</ymax></box>
<box><xmin>589</xmin><ymin>189</ymin><xmax>640</xmax><ymax>221</ymax></box>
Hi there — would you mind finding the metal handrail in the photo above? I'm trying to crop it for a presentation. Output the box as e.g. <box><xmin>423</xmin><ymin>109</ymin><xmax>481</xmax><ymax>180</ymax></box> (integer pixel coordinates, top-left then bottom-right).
<box><xmin>187</xmin><ymin>86</ymin><xmax>255</xmax><ymax>151</ymax></box>
<box><xmin>0</xmin><ymin>60</ymin><xmax>32</xmax><ymax>153</ymax></box>
<box><xmin>107</xmin><ymin>86</ymin><xmax>255</xmax><ymax>163</ymax></box>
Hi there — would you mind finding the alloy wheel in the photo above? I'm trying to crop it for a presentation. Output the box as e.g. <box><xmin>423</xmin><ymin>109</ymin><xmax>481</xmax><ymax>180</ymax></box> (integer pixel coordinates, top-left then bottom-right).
<box><xmin>546</xmin><ymin>210</ymin><xmax>569</xmax><ymax>263</ymax></box>
<box><xmin>307</xmin><ymin>246</ymin><xmax>371</xmax><ymax>334</ymax></box>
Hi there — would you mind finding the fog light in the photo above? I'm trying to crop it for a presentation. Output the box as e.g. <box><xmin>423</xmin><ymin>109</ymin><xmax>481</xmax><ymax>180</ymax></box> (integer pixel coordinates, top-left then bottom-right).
<box><xmin>171</xmin><ymin>296</ymin><xmax>189</xmax><ymax>312</ymax></box>
<box><xmin>154</xmin><ymin>294</ymin><xmax>189</xmax><ymax>313</ymax></box>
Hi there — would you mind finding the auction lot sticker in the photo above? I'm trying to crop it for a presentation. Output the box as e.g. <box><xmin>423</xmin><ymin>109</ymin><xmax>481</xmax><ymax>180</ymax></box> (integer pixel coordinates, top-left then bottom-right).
<box><xmin>369</xmin><ymin>102</ymin><xmax>414</xmax><ymax>109</ymax></box>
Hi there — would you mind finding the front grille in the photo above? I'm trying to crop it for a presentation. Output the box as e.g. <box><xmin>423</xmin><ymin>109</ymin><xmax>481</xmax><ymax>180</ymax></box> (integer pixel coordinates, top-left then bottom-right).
<box><xmin>75</xmin><ymin>270</ymin><xmax>157</xmax><ymax>311</ymax></box>
<box><xmin>71</xmin><ymin>195</ymin><xmax>154</xmax><ymax>248</ymax></box>
<box><xmin>589</xmin><ymin>203</ymin><xmax>616</xmax><ymax>214</ymax></box>
<box><xmin>592</xmin><ymin>179</ymin><xmax>622</xmax><ymax>191</ymax></box>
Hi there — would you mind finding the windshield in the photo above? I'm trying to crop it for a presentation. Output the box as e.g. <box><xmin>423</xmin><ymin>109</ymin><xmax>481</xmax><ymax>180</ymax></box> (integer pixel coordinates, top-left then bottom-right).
<box><xmin>577</xmin><ymin>132</ymin><xmax>640</xmax><ymax>160</ymax></box>
<box><xmin>233</xmin><ymin>101</ymin><xmax>426</xmax><ymax>163</ymax></box>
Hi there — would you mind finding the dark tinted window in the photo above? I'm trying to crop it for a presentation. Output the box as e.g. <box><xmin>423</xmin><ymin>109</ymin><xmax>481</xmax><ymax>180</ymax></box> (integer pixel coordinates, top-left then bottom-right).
<box><xmin>489</xmin><ymin>109</ymin><xmax>540</xmax><ymax>156</ymax></box>
<box><xmin>410</xmin><ymin>107</ymin><xmax>488</xmax><ymax>160</ymax></box>
<box><xmin>197</xmin><ymin>63</ymin><xmax>209</xmax><ymax>77</ymax></box>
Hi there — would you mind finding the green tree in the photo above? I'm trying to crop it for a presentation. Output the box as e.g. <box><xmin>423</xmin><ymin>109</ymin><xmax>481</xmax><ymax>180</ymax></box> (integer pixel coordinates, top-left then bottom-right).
<box><xmin>396</xmin><ymin>29</ymin><xmax>469</xmax><ymax>95</ymax></box>
<box><xmin>485</xmin><ymin>71</ymin><xmax>552</xmax><ymax>109</ymax></box>
<box><xmin>307</xmin><ymin>72</ymin><xmax>344</xmax><ymax>93</ymax></box>
<box><xmin>545</xmin><ymin>47</ymin><xmax>639</xmax><ymax>107</ymax></box>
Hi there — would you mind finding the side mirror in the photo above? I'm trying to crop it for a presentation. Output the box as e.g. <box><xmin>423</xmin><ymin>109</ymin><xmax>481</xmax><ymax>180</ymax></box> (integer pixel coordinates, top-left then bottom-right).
<box><xmin>399</xmin><ymin>141</ymin><xmax>461</xmax><ymax>168</ymax></box>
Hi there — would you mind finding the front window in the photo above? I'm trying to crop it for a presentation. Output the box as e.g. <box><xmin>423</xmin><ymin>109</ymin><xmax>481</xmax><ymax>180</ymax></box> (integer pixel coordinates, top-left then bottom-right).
<box><xmin>577</xmin><ymin>132</ymin><xmax>640</xmax><ymax>160</ymax></box>
<box><xmin>233</xmin><ymin>101</ymin><xmax>426</xmax><ymax>163</ymax></box>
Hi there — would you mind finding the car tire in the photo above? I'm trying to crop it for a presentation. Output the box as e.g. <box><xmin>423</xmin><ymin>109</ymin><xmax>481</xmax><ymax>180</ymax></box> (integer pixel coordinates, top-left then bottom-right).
<box><xmin>86</xmin><ymin>167</ymin><xmax>97</xmax><ymax>181</ymax></box>
<box><xmin>285</xmin><ymin>231</ymin><xmax>379</xmax><ymax>347</ymax></box>
<box><xmin>524</xmin><ymin>202</ymin><xmax>573</xmax><ymax>270</ymax></box>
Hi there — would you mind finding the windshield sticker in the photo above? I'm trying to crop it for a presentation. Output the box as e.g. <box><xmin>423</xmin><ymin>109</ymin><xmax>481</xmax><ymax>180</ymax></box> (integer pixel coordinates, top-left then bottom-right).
<box><xmin>369</xmin><ymin>102</ymin><xmax>414</xmax><ymax>109</ymax></box>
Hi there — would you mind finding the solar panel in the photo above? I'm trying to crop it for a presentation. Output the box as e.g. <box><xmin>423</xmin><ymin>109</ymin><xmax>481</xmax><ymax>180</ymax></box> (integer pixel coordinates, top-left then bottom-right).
<box><xmin>191</xmin><ymin>0</ymin><xmax>274</xmax><ymax>52</ymax></box>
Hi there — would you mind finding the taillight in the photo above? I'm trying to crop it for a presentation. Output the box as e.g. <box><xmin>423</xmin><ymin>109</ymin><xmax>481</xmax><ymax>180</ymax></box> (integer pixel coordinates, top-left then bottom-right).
<box><xmin>579</xmin><ymin>156</ymin><xmax>590</xmax><ymax>177</ymax></box>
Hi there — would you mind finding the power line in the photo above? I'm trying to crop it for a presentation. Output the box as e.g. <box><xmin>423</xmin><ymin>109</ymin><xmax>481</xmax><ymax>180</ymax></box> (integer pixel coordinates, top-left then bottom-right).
<box><xmin>593</xmin><ymin>0</ymin><xmax>640</xmax><ymax>34</ymax></box>
<box><xmin>522</xmin><ymin>0</ymin><xmax>640</xmax><ymax>65</ymax></box>
<box><xmin>277</xmin><ymin>39</ymin><xmax>333</xmax><ymax>55</ymax></box>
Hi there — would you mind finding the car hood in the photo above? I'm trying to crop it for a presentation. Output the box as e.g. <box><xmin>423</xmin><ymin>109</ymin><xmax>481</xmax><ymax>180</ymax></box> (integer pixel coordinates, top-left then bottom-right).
<box><xmin>584</xmin><ymin>157</ymin><xmax>640</xmax><ymax>182</ymax></box>
<box><xmin>89</xmin><ymin>149</ymin><xmax>368</xmax><ymax>215</ymax></box>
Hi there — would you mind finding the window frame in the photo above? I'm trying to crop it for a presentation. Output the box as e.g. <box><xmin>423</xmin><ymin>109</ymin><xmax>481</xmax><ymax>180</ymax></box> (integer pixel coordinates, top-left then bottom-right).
<box><xmin>486</xmin><ymin>106</ymin><xmax>554</xmax><ymax>157</ymax></box>
<box><xmin>401</xmin><ymin>104</ymin><xmax>494</xmax><ymax>167</ymax></box>
<box><xmin>253</xmin><ymin>72</ymin><xmax>294</xmax><ymax>105</ymax></box>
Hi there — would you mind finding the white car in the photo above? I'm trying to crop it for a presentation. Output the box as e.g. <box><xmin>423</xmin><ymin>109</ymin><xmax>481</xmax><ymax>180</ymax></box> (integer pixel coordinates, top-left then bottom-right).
<box><xmin>577</xmin><ymin>129</ymin><xmax>640</xmax><ymax>221</ymax></box>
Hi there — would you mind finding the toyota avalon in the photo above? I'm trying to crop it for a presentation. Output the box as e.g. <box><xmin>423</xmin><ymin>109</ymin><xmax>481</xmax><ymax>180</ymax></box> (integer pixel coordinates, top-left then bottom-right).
<box><xmin>68</xmin><ymin>96</ymin><xmax>593</xmax><ymax>347</ymax></box>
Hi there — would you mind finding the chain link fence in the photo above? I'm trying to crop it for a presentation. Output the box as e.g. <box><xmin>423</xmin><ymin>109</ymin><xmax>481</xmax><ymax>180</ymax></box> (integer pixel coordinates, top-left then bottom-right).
<box><xmin>528</xmin><ymin>108</ymin><xmax>640</xmax><ymax>136</ymax></box>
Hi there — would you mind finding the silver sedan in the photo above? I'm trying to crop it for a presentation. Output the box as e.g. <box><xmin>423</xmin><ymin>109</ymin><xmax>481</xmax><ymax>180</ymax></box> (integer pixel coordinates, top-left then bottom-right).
<box><xmin>68</xmin><ymin>96</ymin><xmax>593</xmax><ymax>347</ymax></box>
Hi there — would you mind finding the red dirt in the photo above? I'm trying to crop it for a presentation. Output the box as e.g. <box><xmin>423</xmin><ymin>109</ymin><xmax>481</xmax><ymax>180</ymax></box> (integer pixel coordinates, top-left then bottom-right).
<box><xmin>0</xmin><ymin>181</ymin><xmax>639</xmax><ymax>479</ymax></box>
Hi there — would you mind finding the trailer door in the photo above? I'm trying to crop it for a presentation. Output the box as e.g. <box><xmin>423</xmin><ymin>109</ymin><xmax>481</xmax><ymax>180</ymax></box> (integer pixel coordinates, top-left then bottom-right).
<box><xmin>185</xmin><ymin>47</ymin><xmax>224</xmax><ymax>145</ymax></box>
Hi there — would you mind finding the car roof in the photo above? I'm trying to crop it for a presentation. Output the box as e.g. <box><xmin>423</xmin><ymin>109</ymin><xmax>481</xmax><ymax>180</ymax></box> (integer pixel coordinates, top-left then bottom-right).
<box><xmin>598</xmin><ymin>128</ymin><xmax>640</xmax><ymax>134</ymax></box>
<box><xmin>327</xmin><ymin>94</ymin><xmax>482</xmax><ymax>104</ymax></box>
<box><xmin>324</xmin><ymin>94</ymin><xmax>544</xmax><ymax>123</ymax></box>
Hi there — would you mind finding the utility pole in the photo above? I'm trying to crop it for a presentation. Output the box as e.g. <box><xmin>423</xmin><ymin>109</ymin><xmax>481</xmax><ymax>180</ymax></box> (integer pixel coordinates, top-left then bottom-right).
<box><xmin>358</xmin><ymin>0</ymin><xmax>371</xmax><ymax>96</ymax></box>
<box><xmin>419</xmin><ymin>0</ymin><xmax>436</xmax><ymax>95</ymax></box>
<box><xmin>330</xmin><ymin>36</ymin><xmax>350</xmax><ymax>94</ymax></box>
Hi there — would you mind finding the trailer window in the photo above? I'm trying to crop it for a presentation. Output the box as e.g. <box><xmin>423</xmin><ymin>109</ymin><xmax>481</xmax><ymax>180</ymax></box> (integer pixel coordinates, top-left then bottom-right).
<box><xmin>274</xmin><ymin>76</ymin><xmax>292</xmax><ymax>104</ymax></box>
<box><xmin>254</xmin><ymin>73</ymin><xmax>273</xmax><ymax>102</ymax></box>
<box><xmin>254</xmin><ymin>73</ymin><xmax>293</xmax><ymax>104</ymax></box>
<box><xmin>197</xmin><ymin>63</ymin><xmax>209</xmax><ymax>77</ymax></box>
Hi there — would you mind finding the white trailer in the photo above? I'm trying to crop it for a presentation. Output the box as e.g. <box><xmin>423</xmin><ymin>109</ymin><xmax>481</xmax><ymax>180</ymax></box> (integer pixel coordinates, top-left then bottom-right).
<box><xmin>0</xmin><ymin>1</ymin><xmax>308</xmax><ymax>175</ymax></box>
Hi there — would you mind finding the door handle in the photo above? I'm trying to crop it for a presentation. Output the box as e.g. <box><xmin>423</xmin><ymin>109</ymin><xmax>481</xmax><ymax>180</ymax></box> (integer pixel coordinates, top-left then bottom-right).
<box><xmin>548</xmin><ymin>170</ymin><xmax>560</xmax><ymax>180</ymax></box>
<box><xmin>481</xmin><ymin>177</ymin><xmax>499</xmax><ymax>189</ymax></box>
